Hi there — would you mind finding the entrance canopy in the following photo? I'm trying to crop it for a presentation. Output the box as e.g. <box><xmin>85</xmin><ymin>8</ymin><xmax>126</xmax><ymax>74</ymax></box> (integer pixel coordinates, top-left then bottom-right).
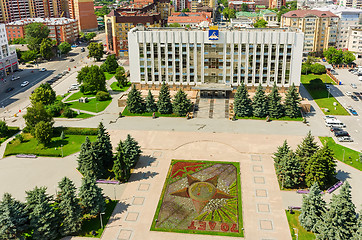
<box><xmin>192</xmin><ymin>84</ymin><xmax>233</xmax><ymax>91</ymax></box>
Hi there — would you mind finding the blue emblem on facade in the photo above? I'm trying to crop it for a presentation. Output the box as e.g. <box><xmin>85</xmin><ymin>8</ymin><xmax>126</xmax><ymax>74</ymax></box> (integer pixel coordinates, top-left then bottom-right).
<box><xmin>208</xmin><ymin>30</ymin><xmax>219</xmax><ymax>40</ymax></box>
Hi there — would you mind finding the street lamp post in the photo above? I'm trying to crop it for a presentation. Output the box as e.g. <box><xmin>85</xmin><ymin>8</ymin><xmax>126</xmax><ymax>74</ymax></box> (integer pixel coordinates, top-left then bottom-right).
<box><xmin>100</xmin><ymin>212</ymin><xmax>105</xmax><ymax>229</ymax></box>
<box><xmin>343</xmin><ymin>149</ymin><xmax>345</xmax><ymax>162</ymax></box>
<box><xmin>328</xmin><ymin>88</ymin><xmax>330</xmax><ymax>98</ymax></box>
<box><xmin>114</xmin><ymin>185</ymin><xmax>117</xmax><ymax>200</ymax></box>
<box><xmin>61</xmin><ymin>144</ymin><xmax>63</xmax><ymax>158</ymax></box>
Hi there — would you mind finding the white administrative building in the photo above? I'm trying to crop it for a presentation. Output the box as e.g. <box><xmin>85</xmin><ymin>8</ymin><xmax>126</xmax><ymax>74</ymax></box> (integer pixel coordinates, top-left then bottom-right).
<box><xmin>128</xmin><ymin>27</ymin><xmax>304</xmax><ymax>91</ymax></box>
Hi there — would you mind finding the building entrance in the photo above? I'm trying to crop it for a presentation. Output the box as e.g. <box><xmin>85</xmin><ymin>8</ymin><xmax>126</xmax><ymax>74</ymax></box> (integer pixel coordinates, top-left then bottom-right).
<box><xmin>200</xmin><ymin>90</ymin><xmax>229</xmax><ymax>98</ymax></box>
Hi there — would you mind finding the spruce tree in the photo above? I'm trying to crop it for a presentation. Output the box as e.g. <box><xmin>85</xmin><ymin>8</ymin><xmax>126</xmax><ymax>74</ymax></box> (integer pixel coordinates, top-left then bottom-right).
<box><xmin>267</xmin><ymin>82</ymin><xmax>284</xmax><ymax>118</ymax></box>
<box><xmin>316</xmin><ymin>182</ymin><xmax>357</xmax><ymax>239</ymax></box>
<box><xmin>252</xmin><ymin>83</ymin><xmax>268</xmax><ymax>118</ymax></box>
<box><xmin>273</xmin><ymin>140</ymin><xmax>291</xmax><ymax>174</ymax></box>
<box><xmin>295</xmin><ymin>131</ymin><xmax>319</xmax><ymax>171</ymax></box>
<box><xmin>233</xmin><ymin>84</ymin><xmax>253</xmax><ymax>117</ymax></box>
<box><xmin>123</xmin><ymin>134</ymin><xmax>142</xmax><ymax>168</ymax></box>
<box><xmin>79</xmin><ymin>174</ymin><xmax>105</xmax><ymax>216</ymax></box>
<box><xmin>25</xmin><ymin>187</ymin><xmax>59</xmax><ymax>240</ymax></box>
<box><xmin>279</xmin><ymin>151</ymin><xmax>302</xmax><ymax>188</ymax></box>
<box><xmin>77</xmin><ymin>137</ymin><xmax>103</xmax><ymax>178</ymax></box>
<box><xmin>353</xmin><ymin>209</ymin><xmax>362</xmax><ymax>240</ymax></box>
<box><xmin>173</xmin><ymin>89</ymin><xmax>192</xmax><ymax>116</ymax></box>
<box><xmin>0</xmin><ymin>193</ymin><xmax>29</xmax><ymax>239</ymax></box>
<box><xmin>145</xmin><ymin>90</ymin><xmax>157</xmax><ymax>113</ymax></box>
<box><xmin>157</xmin><ymin>83</ymin><xmax>172</xmax><ymax>114</ymax></box>
<box><xmin>113</xmin><ymin>140</ymin><xmax>131</xmax><ymax>182</ymax></box>
<box><xmin>284</xmin><ymin>83</ymin><xmax>301</xmax><ymax>118</ymax></box>
<box><xmin>305</xmin><ymin>145</ymin><xmax>336</xmax><ymax>188</ymax></box>
<box><xmin>57</xmin><ymin>177</ymin><xmax>82</xmax><ymax>236</ymax></box>
<box><xmin>299</xmin><ymin>182</ymin><xmax>326</xmax><ymax>232</ymax></box>
<box><xmin>126</xmin><ymin>85</ymin><xmax>145</xmax><ymax>114</ymax></box>
<box><xmin>93</xmin><ymin>122</ymin><xmax>113</xmax><ymax>171</ymax></box>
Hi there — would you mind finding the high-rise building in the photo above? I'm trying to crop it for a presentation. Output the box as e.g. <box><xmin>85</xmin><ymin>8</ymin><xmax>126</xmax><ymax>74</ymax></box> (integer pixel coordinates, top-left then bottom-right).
<box><xmin>0</xmin><ymin>23</ymin><xmax>18</xmax><ymax>78</ymax></box>
<box><xmin>128</xmin><ymin>27</ymin><xmax>303</xmax><ymax>92</ymax></box>
<box><xmin>269</xmin><ymin>0</ymin><xmax>285</xmax><ymax>9</ymax></box>
<box><xmin>281</xmin><ymin>10</ymin><xmax>339</xmax><ymax>53</ymax></box>
<box><xmin>68</xmin><ymin>0</ymin><xmax>97</xmax><ymax>31</ymax></box>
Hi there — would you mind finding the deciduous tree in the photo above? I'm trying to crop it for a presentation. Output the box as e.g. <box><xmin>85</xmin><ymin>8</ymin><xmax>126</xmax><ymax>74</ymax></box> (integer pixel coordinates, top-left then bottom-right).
<box><xmin>30</xmin><ymin>83</ymin><xmax>56</xmax><ymax>105</ymax></box>
<box><xmin>115</xmin><ymin>66</ymin><xmax>128</xmax><ymax>87</ymax></box>
<box><xmin>25</xmin><ymin>23</ymin><xmax>50</xmax><ymax>52</ymax></box>
<box><xmin>126</xmin><ymin>85</ymin><xmax>145</xmax><ymax>113</ymax></box>
<box><xmin>79</xmin><ymin>174</ymin><xmax>105</xmax><ymax>216</ymax></box>
<box><xmin>234</xmin><ymin>84</ymin><xmax>253</xmax><ymax>117</ymax></box>
<box><xmin>23</xmin><ymin>102</ymin><xmax>54</xmax><ymax>134</ymax></box>
<box><xmin>21</xmin><ymin>50</ymin><xmax>37</xmax><ymax>62</ymax></box>
<box><xmin>0</xmin><ymin>121</ymin><xmax>8</xmax><ymax>137</ymax></box>
<box><xmin>254</xmin><ymin>18</ymin><xmax>268</xmax><ymax>28</ymax></box>
<box><xmin>173</xmin><ymin>89</ymin><xmax>192</xmax><ymax>116</ymax></box>
<box><xmin>40</xmin><ymin>38</ymin><xmax>54</xmax><ymax>60</ymax></box>
<box><xmin>34</xmin><ymin>121</ymin><xmax>53</xmax><ymax>145</ymax></box>
<box><xmin>101</xmin><ymin>54</ymin><xmax>118</xmax><ymax>74</ymax></box>
<box><xmin>157</xmin><ymin>83</ymin><xmax>172</xmax><ymax>114</ymax></box>
<box><xmin>58</xmin><ymin>41</ymin><xmax>71</xmax><ymax>55</ymax></box>
<box><xmin>343</xmin><ymin>51</ymin><xmax>356</xmax><ymax>64</ymax></box>
<box><xmin>77</xmin><ymin>65</ymin><xmax>106</xmax><ymax>94</ymax></box>
<box><xmin>284</xmin><ymin>83</ymin><xmax>300</xmax><ymax>118</ymax></box>
<box><xmin>87</xmin><ymin>42</ymin><xmax>103</xmax><ymax>61</ymax></box>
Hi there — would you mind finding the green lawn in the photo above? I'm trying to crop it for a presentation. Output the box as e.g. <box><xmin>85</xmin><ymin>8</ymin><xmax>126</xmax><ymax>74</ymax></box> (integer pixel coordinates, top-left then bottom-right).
<box><xmin>79</xmin><ymin>200</ymin><xmax>118</xmax><ymax>238</ymax></box>
<box><xmin>56</xmin><ymin>112</ymin><xmax>94</xmax><ymax>119</ymax></box>
<box><xmin>122</xmin><ymin>106</ymin><xmax>184</xmax><ymax>118</ymax></box>
<box><xmin>301</xmin><ymin>74</ymin><xmax>349</xmax><ymax>115</ymax></box>
<box><xmin>104</xmin><ymin>72</ymin><xmax>115</xmax><ymax>80</ymax></box>
<box><xmin>67</xmin><ymin>98</ymin><xmax>112</xmax><ymax>113</ymax></box>
<box><xmin>110</xmin><ymin>82</ymin><xmax>131</xmax><ymax>92</ymax></box>
<box><xmin>56</xmin><ymin>92</ymin><xmax>70</xmax><ymax>101</ymax></box>
<box><xmin>66</xmin><ymin>91</ymin><xmax>96</xmax><ymax>101</ymax></box>
<box><xmin>319</xmin><ymin>137</ymin><xmax>362</xmax><ymax>171</ymax></box>
<box><xmin>286</xmin><ymin>210</ymin><xmax>316</xmax><ymax>240</ymax></box>
<box><xmin>0</xmin><ymin>127</ymin><xmax>20</xmax><ymax>146</ymax></box>
<box><xmin>4</xmin><ymin>133</ymin><xmax>96</xmax><ymax>157</ymax></box>
<box><xmin>236</xmin><ymin>116</ymin><xmax>303</xmax><ymax>121</ymax></box>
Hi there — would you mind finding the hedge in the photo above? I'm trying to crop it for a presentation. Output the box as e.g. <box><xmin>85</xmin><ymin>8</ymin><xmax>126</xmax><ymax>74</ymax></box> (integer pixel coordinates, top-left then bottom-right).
<box><xmin>53</xmin><ymin>127</ymin><xmax>98</xmax><ymax>136</ymax></box>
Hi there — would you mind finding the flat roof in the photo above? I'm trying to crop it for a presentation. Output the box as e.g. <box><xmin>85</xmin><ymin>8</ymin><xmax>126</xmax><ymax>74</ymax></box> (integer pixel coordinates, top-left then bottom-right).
<box><xmin>135</xmin><ymin>26</ymin><xmax>301</xmax><ymax>33</ymax></box>
<box><xmin>6</xmin><ymin>18</ymin><xmax>77</xmax><ymax>26</ymax></box>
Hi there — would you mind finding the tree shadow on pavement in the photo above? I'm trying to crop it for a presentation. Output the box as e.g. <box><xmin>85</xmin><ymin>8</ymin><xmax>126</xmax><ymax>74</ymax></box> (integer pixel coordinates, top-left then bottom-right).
<box><xmin>106</xmin><ymin>201</ymin><xmax>131</xmax><ymax>226</ymax></box>
<box><xmin>128</xmin><ymin>171</ymin><xmax>159</xmax><ymax>183</ymax></box>
<box><xmin>134</xmin><ymin>155</ymin><xmax>157</xmax><ymax>170</ymax></box>
<box><xmin>336</xmin><ymin>169</ymin><xmax>351</xmax><ymax>181</ymax></box>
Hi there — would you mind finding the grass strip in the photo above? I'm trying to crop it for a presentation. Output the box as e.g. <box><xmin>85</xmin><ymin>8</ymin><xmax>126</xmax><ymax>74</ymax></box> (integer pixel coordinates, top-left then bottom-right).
<box><xmin>285</xmin><ymin>210</ymin><xmax>316</xmax><ymax>240</ymax></box>
<box><xmin>110</xmin><ymin>82</ymin><xmax>131</xmax><ymax>92</ymax></box>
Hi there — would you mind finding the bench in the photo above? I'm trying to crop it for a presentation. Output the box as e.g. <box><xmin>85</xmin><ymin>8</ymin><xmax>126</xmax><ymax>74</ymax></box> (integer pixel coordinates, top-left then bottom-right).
<box><xmin>327</xmin><ymin>181</ymin><xmax>343</xmax><ymax>194</ymax></box>
<box><xmin>16</xmin><ymin>154</ymin><xmax>37</xmax><ymax>158</ymax></box>
<box><xmin>96</xmin><ymin>180</ymin><xmax>120</xmax><ymax>184</ymax></box>
<box><xmin>288</xmin><ymin>206</ymin><xmax>301</xmax><ymax>213</ymax></box>
<box><xmin>297</xmin><ymin>189</ymin><xmax>324</xmax><ymax>194</ymax></box>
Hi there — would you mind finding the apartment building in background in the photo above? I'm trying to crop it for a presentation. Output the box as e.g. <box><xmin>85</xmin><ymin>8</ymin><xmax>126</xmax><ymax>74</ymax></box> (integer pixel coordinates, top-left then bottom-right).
<box><xmin>105</xmin><ymin>10</ymin><xmax>161</xmax><ymax>57</ymax></box>
<box><xmin>167</xmin><ymin>12</ymin><xmax>212</xmax><ymax>27</ymax></box>
<box><xmin>176</xmin><ymin>0</ymin><xmax>215</xmax><ymax>12</ymax></box>
<box><xmin>68</xmin><ymin>0</ymin><xmax>97</xmax><ymax>31</ymax></box>
<box><xmin>339</xmin><ymin>0</ymin><xmax>362</xmax><ymax>9</ymax></box>
<box><xmin>128</xmin><ymin>27</ymin><xmax>303</xmax><ymax>92</ymax></box>
<box><xmin>269</xmin><ymin>0</ymin><xmax>285</xmax><ymax>9</ymax></box>
<box><xmin>281</xmin><ymin>10</ymin><xmax>339</xmax><ymax>53</ymax></box>
<box><xmin>235</xmin><ymin>9</ymin><xmax>278</xmax><ymax>27</ymax></box>
<box><xmin>6</xmin><ymin>18</ymin><xmax>79</xmax><ymax>44</ymax></box>
<box><xmin>0</xmin><ymin>23</ymin><xmax>18</xmax><ymax>78</ymax></box>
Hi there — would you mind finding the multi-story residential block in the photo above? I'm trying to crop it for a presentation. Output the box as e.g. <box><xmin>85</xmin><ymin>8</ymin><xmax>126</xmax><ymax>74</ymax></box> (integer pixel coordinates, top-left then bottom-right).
<box><xmin>229</xmin><ymin>1</ymin><xmax>255</xmax><ymax>12</ymax></box>
<box><xmin>269</xmin><ymin>0</ymin><xmax>285</xmax><ymax>9</ymax></box>
<box><xmin>235</xmin><ymin>10</ymin><xmax>278</xmax><ymax>27</ymax></box>
<box><xmin>128</xmin><ymin>27</ymin><xmax>303</xmax><ymax>93</ymax></box>
<box><xmin>187</xmin><ymin>0</ymin><xmax>216</xmax><ymax>12</ymax></box>
<box><xmin>167</xmin><ymin>12</ymin><xmax>212</xmax><ymax>27</ymax></box>
<box><xmin>6</xmin><ymin>18</ymin><xmax>79</xmax><ymax>44</ymax></box>
<box><xmin>281</xmin><ymin>10</ymin><xmax>339</xmax><ymax>53</ymax></box>
<box><xmin>68</xmin><ymin>0</ymin><xmax>97</xmax><ymax>31</ymax></box>
<box><xmin>339</xmin><ymin>0</ymin><xmax>362</xmax><ymax>9</ymax></box>
<box><xmin>105</xmin><ymin>10</ymin><xmax>161</xmax><ymax>57</ymax></box>
<box><xmin>313</xmin><ymin>6</ymin><xmax>362</xmax><ymax>50</ymax></box>
<box><xmin>0</xmin><ymin>23</ymin><xmax>18</xmax><ymax>78</ymax></box>
<box><xmin>347</xmin><ymin>25</ymin><xmax>362</xmax><ymax>56</ymax></box>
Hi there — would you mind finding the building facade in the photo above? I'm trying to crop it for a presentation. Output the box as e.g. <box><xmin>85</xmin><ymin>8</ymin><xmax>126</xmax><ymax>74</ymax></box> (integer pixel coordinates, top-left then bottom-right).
<box><xmin>167</xmin><ymin>12</ymin><xmax>211</xmax><ymax>27</ymax></box>
<box><xmin>6</xmin><ymin>18</ymin><xmax>79</xmax><ymax>44</ymax></box>
<box><xmin>269</xmin><ymin>0</ymin><xmax>285</xmax><ymax>9</ymax></box>
<box><xmin>281</xmin><ymin>10</ymin><xmax>339</xmax><ymax>53</ymax></box>
<box><xmin>128</xmin><ymin>27</ymin><xmax>303</xmax><ymax>91</ymax></box>
<box><xmin>339</xmin><ymin>0</ymin><xmax>362</xmax><ymax>9</ymax></box>
<box><xmin>347</xmin><ymin>25</ymin><xmax>362</xmax><ymax>56</ymax></box>
<box><xmin>235</xmin><ymin>10</ymin><xmax>278</xmax><ymax>27</ymax></box>
<box><xmin>68</xmin><ymin>0</ymin><xmax>97</xmax><ymax>31</ymax></box>
<box><xmin>0</xmin><ymin>23</ymin><xmax>18</xmax><ymax>78</ymax></box>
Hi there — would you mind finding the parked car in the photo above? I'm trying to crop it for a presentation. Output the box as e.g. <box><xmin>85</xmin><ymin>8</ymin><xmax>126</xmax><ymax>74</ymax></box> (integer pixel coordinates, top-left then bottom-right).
<box><xmin>5</xmin><ymin>87</ymin><xmax>14</xmax><ymax>93</ymax></box>
<box><xmin>26</xmin><ymin>64</ymin><xmax>34</xmax><ymax>67</ymax></box>
<box><xmin>56</xmin><ymin>74</ymin><xmax>63</xmax><ymax>78</ymax></box>
<box><xmin>334</xmin><ymin>131</ymin><xmax>350</xmax><ymax>137</ymax></box>
<box><xmin>331</xmin><ymin>70</ymin><xmax>338</xmax><ymax>75</ymax></box>
<box><xmin>345</xmin><ymin>91</ymin><xmax>352</xmax><ymax>96</ymax></box>
<box><xmin>359</xmin><ymin>76</ymin><xmax>362</xmax><ymax>81</ymax></box>
<box><xmin>323</xmin><ymin>115</ymin><xmax>336</xmax><ymax>120</ymax></box>
<box><xmin>62</xmin><ymin>70</ymin><xmax>68</xmax><ymax>75</ymax></box>
<box><xmin>81</xmin><ymin>47</ymin><xmax>85</xmax><ymax>52</ymax></box>
<box><xmin>330</xmin><ymin>126</ymin><xmax>343</xmax><ymax>132</ymax></box>
<box><xmin>69</xmin><ymin>58</ymin><xmax>75</xmax><ymax>62</ymax></box>
<box><xmin>39</xmin><ymin>68</ymin><xmax>47</xmax><ymax>72</ymax></box>
<box><xmin>351</xmin><ymin>83</ymin><xmax>357</xmax><ymax>89</ymax></box>
<box><xmin>46</xmin><ymin>80</ymin><xmax>54</xmax><ymax>84</ymax></box>
<box><xmin>20</xmin><ymin>81</ymin><xmax>29</xmax><ymax>87</ymax></box>
<box><xmin>337</xmin><ymin>136</ymin><xmax>353</xmax><ymax>142</ymax></box>
<box><xmin>11</xmin><ymin>76</ymin><xmax>20</xmax><ymax>81</ymax></box>
<box><xmin>351</xmin><ymin>95</ymin><xmax>359</xmax><ymax>101</ymax></box>
<box><xmin>347</xmin><ymin>107</ymin><xmax>358</xmax><ymax>116</ymax></box>
<box><xmin>71</xmin><ymin>44</ymin><xmax>78</xmax><ymax>48</ymax></box>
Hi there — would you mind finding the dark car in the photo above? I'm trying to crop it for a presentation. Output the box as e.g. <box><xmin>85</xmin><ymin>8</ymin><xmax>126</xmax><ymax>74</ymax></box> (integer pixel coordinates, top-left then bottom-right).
<box><xmin>69</xmin><ymin>58</ymin><xmax>75</xmax><ymax>62</ymax></box>
<box><xmin>351</xmin><ymin>95</ymin><xmax>359</xmax><ymax>101</ymax></box>
<box><xmin>334</xmin><ymin>131</ymin><xmax>350</xmax><ymax>137</ymax></box>
<box><xmin>46</xmin><ymin>80</ymin><xmax>54</xmax><ymax>84</ymax></box>
<box><xmin>330</xmin><ymin>126</ymin><xmax>343</xmax><ymax>132</ymax></box>
<box><xmin>5</xmin><ymin>87</ymin><xmax>14</xmax><ymax>93</ymax></box>
<box><xmin>81</xmin><ymin>48</ymin><xmax>85</xmax><ymax>52</ymax></box>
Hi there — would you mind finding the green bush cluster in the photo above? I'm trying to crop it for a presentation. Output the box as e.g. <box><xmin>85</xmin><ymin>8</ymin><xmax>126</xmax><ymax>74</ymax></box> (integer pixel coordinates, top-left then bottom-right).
<box><xmin>53</xmin><ymin>127</ymin><xmax>98</xmax><ymax>136</ymax></box>
<box><xmin>95</xmin><ymin>91</ymin><xmax>111</xmax><ymax>101</ymax></box>
<box><xmin>301</xmin><ymin>63</ymin><xmax>326</xmax><ymax>75</ymax></box>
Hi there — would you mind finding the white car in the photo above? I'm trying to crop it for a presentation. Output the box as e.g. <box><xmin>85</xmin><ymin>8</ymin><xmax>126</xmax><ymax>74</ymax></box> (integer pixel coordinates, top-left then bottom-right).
<box><xmin>21</xmin><ymin>81</ymin><xmax>29</xmax><ymax>87</ymax></box>
<box><xmin>345</xmin><ymin>91</ymin><xmax>352</xmax><ymax>96</ymax></box>
<box><xmin>40</xmin><ymin>68</ymin><xmax>47</xmax><ymax>72</ymax></box>
<box><xmin>337</xmin><ymin>136</ymin><xmax>353</xmax><ymax>142</ymax></box>
<box><xmin>11</xmin><ymin>76</ymin><xmax>20</xmax><ymax>81</ymax></box>
<box><xmin>69</xmin><ymin>83</ymin><xmax>79</xmax><ymax>91</ymax></box>
<box><xmin>351</xmin><ymin>83</ymin><xmax>357</xmax><ymax>89</ymax></box>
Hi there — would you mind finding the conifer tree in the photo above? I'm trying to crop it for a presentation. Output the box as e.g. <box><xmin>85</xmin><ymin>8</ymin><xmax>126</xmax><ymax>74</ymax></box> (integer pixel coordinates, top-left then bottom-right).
<box><xmin>353</xmin><ymin>209</ymin><xmax>362</xmax><ymax>240</ymax></box>
<box><xmin>295</xmin><ymin>131</ymin><xmax>319</xmax><ymax>171</ymax></box>
<box><xmin>78</xmin><ymin>174</ymin><xmax>105</xmax><ymax>216</ymax></box>
<box><xmin>299</xmin><ymin>182</ymin><xmax>326</xmax><ymax>232</ymax></box>
<box><xmin>113</xmin><ymin>140</ymin><xmax>131</xmax><ymax>182</ymax></box>
<box><xmin>278</xmin><ymin>151</ymin><xmax>302</xmax><ymax>188</ymax></box>
<box><xmin>273</xmin><ymin>140</ymin><xmax>291</xmax><ymax>173</ymax></box>
<box><xmin>145</xmin><ymin>90</ymin><xmax>157</xmax><ymax>113</ymax></box>
<box><xmin>252</xmin><ymin>83</ymin><xmax>268</xmax><ymax>118</ymax></box>
<box><xmin>234</xmin><ymin>84</ymin><xmax>253</xmax><ymax>117</ymax></box>
<box><xmin>284</xmin><ymin>83</ymin><xmax>301</xmax><ymax>118</ymax></box>
<box><xmin>126</xmin><ymin>85</ymin><xmax>145</xmax><ymax>113</ymax></box>
<box><xmin>57</xmin><ymin>177</ymin><xmax>82</xmax><ymax>236</ymax></box>
<box><xmin>173</xmin><ymin>89</ymin><xmax>192</xmax><ymax>116</ymax></box>
<box><xmin>157</xmin><ymin>83</ymin><xmax>173</xmax><ymax>114</ymax></box>
<box><xmin>0</xmin><ymin>193</ymin><xmax>29</xmax><ymax>239</ymax></box>
<box><xmin>77</xmin><ymin>137</ymin><xmax>103</xmax><ymax>178</ymax></box>
<box><xmin>267</xmin><ymin>83</ymin><xmax>284</xmax><ymax>118</ymax></box>
<box><xmin>25</xmin><ymin>187</ymin><xmax>59</xmax><ymax>240</ymax></box>
<box><xmin>316</xmin><ymin>182</ymin><xmax>357</xmax><ymax>239</ymax></box>
<box><xmin>123</xmin><ymin>134</ymin><xmax>142</xmax><ymax>167</ymax></box>
<box><xmin>305</xmin><ymin>145</ymin><xmax>336</xmax><ymax>188</ymax></box>
<box><xmin>93</xmin><ymin>122</ymin><xmax>113</xmax><ymax>171</ymax></box>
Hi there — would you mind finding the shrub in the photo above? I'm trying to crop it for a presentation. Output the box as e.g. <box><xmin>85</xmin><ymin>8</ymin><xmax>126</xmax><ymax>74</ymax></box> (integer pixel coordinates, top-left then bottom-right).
<box><xmin>15</xmin><ymin>134</ymin><xmax>24</xmax><ymax>143</ymax></box>
<box><xmin>96</xmin><ymin>91</ymin><xmax>111</xmax><ymax>101</ymax></box>
<box><xmin>53</xmin><ymin>127</ymin><xmax>98</xmax><ymax>136</ymax></box>
<box><xmin>46</xmin><ymin>101</ymin><xmax>66</xmax><ymax>117</ymax></box>
<box><xmin>311</xmin><ymin>63</ymin><xmax>326</xmax><ymax>74</ymax></box>
<box><xmin>0</xmin><ymin>121</ymin><xmax>8</xmax><ymax>137</ymax></box>
<box><xmin>63</xmin><ymin>107</ymin><xmax>75</xmax><ymax>118</ymax></box>
<box><xmin>34</xmin><ymin>121</ymin><xmax>53</xmax><ymax>145</ymax></box>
